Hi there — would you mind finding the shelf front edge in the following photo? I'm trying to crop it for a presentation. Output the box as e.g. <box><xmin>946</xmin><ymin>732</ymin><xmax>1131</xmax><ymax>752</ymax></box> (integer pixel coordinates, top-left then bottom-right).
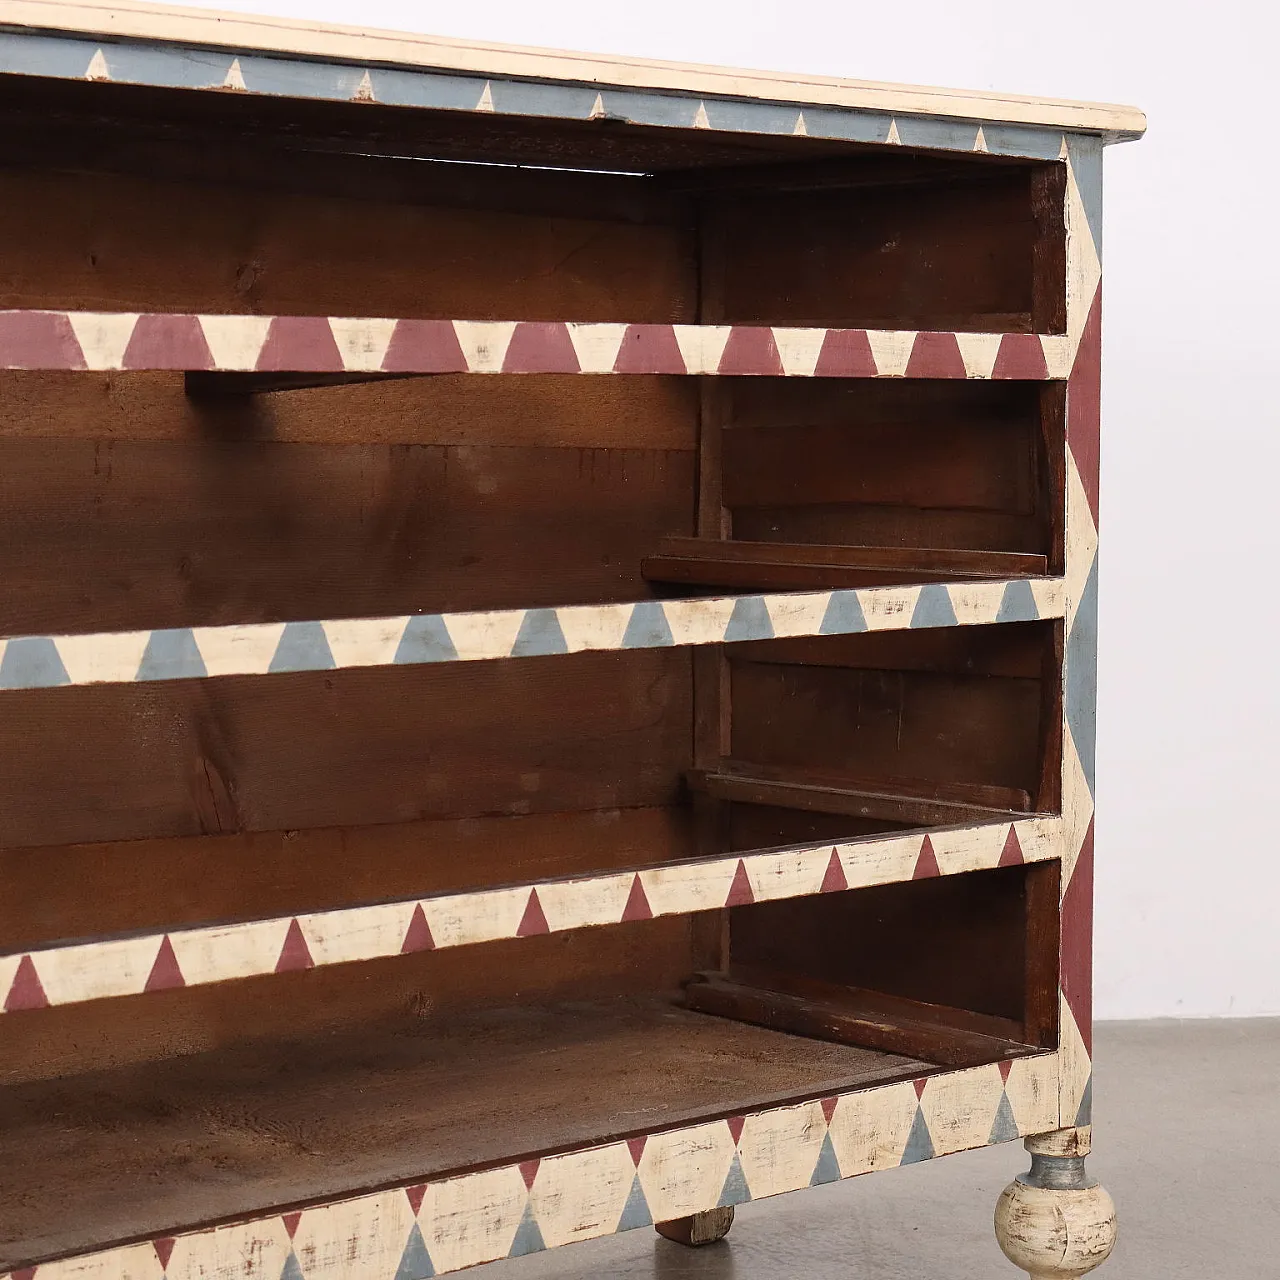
<box><xmin>1</xmin><ymin>815</ymin><xmax>1064</xmax><ymax>1016</ymax></box>
<box><xmin>0</xmin><ymin>1048</ymin><xmax>1061</xmax><ymax>1277</ymax></box>
<box><xmin>0</xmin><ymin>578</ymin><xmax>1066</xmax><ymax>692</ymax></box>
<box><xmin>0</xmin><ymin>313</ymin><xmax>1075</xmax><ymax>379</ymax></box>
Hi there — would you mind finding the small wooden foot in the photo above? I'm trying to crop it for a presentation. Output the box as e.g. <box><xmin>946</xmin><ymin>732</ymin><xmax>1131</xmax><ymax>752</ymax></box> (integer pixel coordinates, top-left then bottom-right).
<box><xmin>655</xmin><ymin>1206</ymin><xmax>734</xmax><ymax>1246</ymax></box>
<box><xmin>995</xmin><ymin>1127</ymin><xmax>1116</xmax><ymax>1279</ymax></box>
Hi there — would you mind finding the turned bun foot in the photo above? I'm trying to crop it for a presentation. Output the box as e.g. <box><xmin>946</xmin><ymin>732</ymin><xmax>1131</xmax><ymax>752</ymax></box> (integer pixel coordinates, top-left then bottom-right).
<box><xmin>995</xmin><ymin>1127</ymin><xmax>1116</xmax><ymax>1279</ymax></box>
<box><xmin>655</xmin><ymin>1206</ymin><xmax>734</xmax><ymax>1246</ymax></box>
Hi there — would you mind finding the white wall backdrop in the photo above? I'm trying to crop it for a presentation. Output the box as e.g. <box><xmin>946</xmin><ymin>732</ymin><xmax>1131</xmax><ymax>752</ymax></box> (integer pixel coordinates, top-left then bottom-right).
<box><xmin>167</xmin><ymin>0</ymin><xmax>1280</xmax><ymax>1018</ymax></box>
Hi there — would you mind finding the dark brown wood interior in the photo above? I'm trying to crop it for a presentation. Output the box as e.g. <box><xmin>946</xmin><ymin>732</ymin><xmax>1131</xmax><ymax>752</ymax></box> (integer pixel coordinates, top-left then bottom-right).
<box><xmin>726</xmin><ymin>623</ymin><xmax>1061</xmax><ymax>814</ymax></box>
<box><xmin>1</xmin><ymin>868</ymin><xmax>1053</xmax><ymax>1270</ymax></box>
<box><xmin>0</xmin><ymin>74</ymin><xmax>1063</xmax><ymax>330</ymax></box>
<box><xmin>0</xmin><ymin>375</ymin><xmax>1063</xmax><ymax>636</ymax></box>
<box><xmin>720</xmin><ymin>380</ymin><xmax>1064</xmax><ymax>568</ymax></box>
<box><xmin>726</xmin><ymin>863</ymin><xmax>1059</xmax><ymax>1035</ymax></box>
<box><xmin>2</xmin><ymin>619</ymin><xmax>1060</xmax><ymax>953</ymax></box>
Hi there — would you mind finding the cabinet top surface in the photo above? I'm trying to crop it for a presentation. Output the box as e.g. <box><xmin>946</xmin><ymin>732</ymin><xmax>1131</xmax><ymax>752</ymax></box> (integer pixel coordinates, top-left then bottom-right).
<box><xmin>0</xmin><ymin>0</ymin><xmax>1146</xmax><ymax>140</ymax></box>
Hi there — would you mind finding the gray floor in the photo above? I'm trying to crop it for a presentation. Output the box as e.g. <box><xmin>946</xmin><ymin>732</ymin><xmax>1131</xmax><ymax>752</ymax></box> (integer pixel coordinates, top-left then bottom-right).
<box><xmin>471</xmin><ymin>1019</ymin><xmax>1279</xmax><ymax>1277</ymax></box>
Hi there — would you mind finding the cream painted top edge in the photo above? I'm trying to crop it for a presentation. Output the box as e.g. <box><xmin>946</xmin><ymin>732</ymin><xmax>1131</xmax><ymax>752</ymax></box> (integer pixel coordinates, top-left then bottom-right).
<box><xmin>0</xmin><ymin>0</ymin><xmax>1147</xmax><ymax>140</ymax></box>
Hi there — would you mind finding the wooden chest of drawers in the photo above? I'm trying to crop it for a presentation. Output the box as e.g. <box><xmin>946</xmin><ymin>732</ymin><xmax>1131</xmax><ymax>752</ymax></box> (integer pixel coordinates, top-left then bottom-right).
<box><xmin>0</xmin><ymin>4</ymin><xmax>1143</xmax><ymax>1276</ymax></box>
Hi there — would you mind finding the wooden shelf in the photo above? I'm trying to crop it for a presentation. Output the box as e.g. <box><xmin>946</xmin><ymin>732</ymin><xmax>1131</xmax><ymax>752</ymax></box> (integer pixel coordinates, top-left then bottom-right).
<box><xmin>684</xmin><ymin>968</ymin><xmax>1041</xmax><ymax>1068</ymax></box>
<box><xmin>689</xmin><ymin>763</ymin><xmax>1034</xmax><ymax>828</ymax></box>
<box><xmin>0</xmin><ymin>577</ymin><xmax>1064</xmax><ymax>692</ymax></box>
<box><xmin>0</xmin><ymin>311</ymin><xmax>1072</xmax><ymax>379</ymax></box>
<box><xmin>643</xmin><ymin>538</ymin><xmax>1048</xmax><ymax>592</ymax></box>
<box><xmin>0</xmin><ymin>996</ymin><xmax>933</xmax><ymax>1270</ymax></box>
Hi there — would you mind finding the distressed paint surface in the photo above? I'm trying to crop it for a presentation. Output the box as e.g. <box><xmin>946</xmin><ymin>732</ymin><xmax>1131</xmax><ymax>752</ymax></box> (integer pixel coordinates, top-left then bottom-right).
<box><xmin>0</xmin><ymin>313</ymin><xmax>1077</xmax><ymax>378</ymax></box>
<box><xmin>1</xmin><ymin>818</ymin><xmax>1062</xmax><ymax>1015</ymax></box>
<box><xmin>0</xmin><ymin>25</ymin><xmax>1101</xmax><ymax>160</ymax></box>
<box><xmin>0</xmin><ymin>579</ymin><xmax>1066</xmax><ymax>691</ymax></box>
<box><xmin>1</xmin><ymin>1056</ymin><xmax>1058</xmax><ymax>1280</ymax></box>
<box><xmin>1056</xmin><ymin>126</ymin><xmax>1104</xmax><ymax>1132</ymax></box>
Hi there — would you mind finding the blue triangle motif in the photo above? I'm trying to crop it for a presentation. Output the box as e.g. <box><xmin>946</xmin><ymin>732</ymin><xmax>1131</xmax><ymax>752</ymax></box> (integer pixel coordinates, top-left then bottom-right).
<box><xmin>395</xmin><ymin>615</ymin><xmax>457</xmax><ymax>664</ymax></box>
<box><xmin>996</xmin><ymin>578</ymin><xmax>1039</xmax><ymax>623</ymax></box>
<box><xmin>1064</xmin><ymin>555</ymin><xmax>1099</xmax><ymax>797</ymax></box>
<box><xmin>910</xmin><ymin>583</ymin><xmax>958</xmax><ymax>629</ymax></box>
<box><xmin>0</xmin><ymin>636</ymin><xmax>70</xmax><ymax>689</ymax></box>
<box><xmin>622</xmin><ymin>600</ymin><xmax>674</xmax><ymax>648</ymax></box>
<box><xmin>819</xmin><ymin>590</ymin><xmax>867</xmax><ymax>635</ymax></box>
<box><xmin>988</xmin><ymin>1092</ymin><xmax>1020</xmax><ymax>1145</ymax></box>
<box><xmin>394</xmin><ymin>1222</ymin><xmax>436</xmax><ymax>1280</ymax></box>
<box><xmin>279</xmin><ymin>1254</ymin><xmax>306</xmax><ymax>1280</ymax></box>
<box><xmin>510</xmin><ymin>608</ymin><xmax>568</xmax><ymax>657</ymax></box>
<box><xmin>809</xmin><ymin>1132</ymin><xmax>841</xmax><ymax>1186</ymax></box>
<box><xmin>899</xmin><ymin>1107</ymin><xmax>935</xmax><ymax>1165</ymax></box>
<box><xmin>137</xmin><ymin>628</ymin><xmax>207</xmax><ymax>680</ymax></box>
<box><xmin>724</xmin><ymin>595</ymin><xmax>773</xmax><ymax>643</ymax></box>
<box><xmin>507</xmin><ymin>1201</ymin><xmax>546</xmax><ymax>1258</ymax></box>
<box><xmin>1075</xmin><ymin>1074</ymin><xmax>1094</xmax><ymax>1127</ymax></box>
<box><xmin>269</xmin><ymin>620</ymin><xmax>335</xmax><ymax>673</ymax></box>
<box><xmin>616</xmin><ymin>1172</ymin><xmax>652</xmax><ymax>1231</ymax></box>
<box><xmin>717</xmin><ymin>1152</ymin><xmax>752</xmax><ymax>1207</ymax></box>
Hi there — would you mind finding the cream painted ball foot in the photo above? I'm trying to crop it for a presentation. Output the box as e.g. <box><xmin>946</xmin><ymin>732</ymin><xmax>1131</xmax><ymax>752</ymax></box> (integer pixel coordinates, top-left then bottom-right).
<box><xmin>995</xmin><ymin>1127</ymin><xmax>1116</xmax><ymax>1279</ymax></box>
<box><xmin>655</xmin><ymin>1206</ymin><xmax>735</xmax><ymax>1246</ymax></box>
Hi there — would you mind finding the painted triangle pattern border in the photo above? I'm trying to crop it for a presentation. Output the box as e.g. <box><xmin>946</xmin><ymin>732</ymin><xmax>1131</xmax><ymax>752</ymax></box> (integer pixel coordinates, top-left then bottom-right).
<box><xmin>0</xmin><ymin>1053</ymin><xmax>1061</xmax><ymax>1280</ymax></box>
<box><xmin>1</xmin><ymin>816</ymin><xmax>1062</xmax><ymax>1015</ymax></box>
<box><xmin>0</xmin><ymin>312</ymin><xmax>1075</xmax><ymax>378</ymax></box>
<box><xmin>0</xmin><ymin>27</ymin><xmax>1081</xmax><ymax>162</ymax></box>
<box><xmin>0</xmin><ymin>578</ymin><xmax>1065</xmax><ymax>692</ymax></box>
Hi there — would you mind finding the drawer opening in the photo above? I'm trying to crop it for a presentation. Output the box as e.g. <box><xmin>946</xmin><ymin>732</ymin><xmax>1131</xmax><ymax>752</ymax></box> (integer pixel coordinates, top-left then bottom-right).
<box><xmin>1</xmin><ymin>864</ymin><xmax>1056</xmax><ymax>1271</ymax></box>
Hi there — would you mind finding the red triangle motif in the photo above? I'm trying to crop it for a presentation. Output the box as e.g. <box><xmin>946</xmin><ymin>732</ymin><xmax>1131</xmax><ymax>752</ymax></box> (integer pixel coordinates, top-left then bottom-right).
<box><xmin>820</xmin><ymin>1096</ymin><xmax>839</xmax><ymax>1125</ymax></box>
<box><xmin>1066</xmin><ymin>285</ymin><xmax>1103</xmax><ymax>525</ymax></box>
<box><xmin>382</xmin><ymin>319</ymin><xmax>468</xmax><ymax>373</ymax></box>
<box><xmin>626</xmin><ymin>1135</ymin><xmax>647</xmax><ymax>1167</ymax></box>
<box><xmin>613</xmin><ymin>324</ymin><xmax>686</xmax><ymax>374</ymax></box>
<box><xmin>503</xmin><ymin>322</ymin><xmax>580</xmax><ymax>374</ymax></box>
<box><xmin>913</xmin><ymin>836</ymin><xmax>940</xmax><ymax>880</ymax></box>
<box><xmin>519</xmin><ymin>1158</ymin><xmax>540</xmax><ymax>1190</ymax></box>
<box><xmin>123</xmin><ymin>314</ymin><xmax>214</xmax><ymax>370</ymax></box>
<box><xmin>999</xmin><ymin>826</ymin><xmax>1025</xmax><ymax>867</ymax></box>
<box><xmin>401</xmin><ymin>903</ymin><xmax>435</xmax><ymax>954</ymax></box>
<box><xmin>725</xmin><ymin>860</ymin><xmax>755</xmax><ymax>908</ymax></box>
<box><xmin>0</xmin><ymin>311</ymin><xmax>86</xmax><ymax>369</ymax></box>
<box><xmin>145</xmin><ymin>936</ymin><xmax>186</xmax><ymax>992</ymax></box>
<box><xmin>275</xmin><ymin>919</ymin><xmax>315</xmax><ymax>973</ymax></box>
<box><xmin>717</xmin><ymin>326</ymin><xmax>784</xmax><ymax>376</ymax></box>
<box><xmin>814</xmin><ymin>328</ymin><xmax>877</xmax><ymax>377</ymax></box>
<box><xmin>992</xmin><ymin>332</ymin><xmax>1048</xmax><ymax>380</ymax></box>
<box><xmin>517</xmin><ymin>888</ymin><xmax>550</xmax><ymax>936</ymax></box>
<box><xmin>152</xmin><ymin>1238</ymin><xmax>177</xmax><ymax>1270</ymax></box>
<box><xmin>904</xmin><ymin>331</ymin><xmax>966</xmax><ymax>378</ymax></box>
<box><xmin>1060</xmin><ymin>817</ymin><xmax>1096</xmax><ymax>1055</ymax></box>
<box><xmin>256</xmin><ymin>315</ymin><xmax>342</xmax><ymax>372</ymax></box>
<box><xmin>726</xmin><ymin>1115</ymin><xmax>746</xmax><ymax>1146</ymax></box>
<box><xmin>998</xmin><ymin>1060</ymin><xmax>1014</xmax><ymax>1086</ymax></box>
<box><xmin>281</xmin><ymin>1212</ymin><xmax>302</xmax><ymax>1240</ymax></box>
<box><xmin>820</xmin><ymin>849</ymin><xmax>848</xmax><ymax>894</ymax></box>
<box><xmin>405</xmin><ymin>1184</ymin><xmax>428</xmax><ymax>1215</ymax></box>
<box><xmin>913</xmin><ymin>1078</ymin><xmax>929</xmax><ymax>1101</ymax></box>
<box><xmin>4</xmin><ymin>955</ymin><xmax>49</xmax><ymax>1011</ymax></box>
<box><xmin>621</xmin><ymin>874</ymin><xmax>653</xmax><ymax>923</ymax></box>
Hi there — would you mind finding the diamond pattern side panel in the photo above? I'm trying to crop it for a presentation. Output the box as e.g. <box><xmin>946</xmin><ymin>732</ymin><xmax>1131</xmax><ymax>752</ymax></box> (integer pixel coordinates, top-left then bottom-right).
<box><xmin>1</xmin><ymin>819</ymin><xmax>1062</xmax><ymax>1015</ymax></box>
<box><xmin>6</xmin><ymin>1056</ymin><xmax>1062</xmax><ymax>1280</ymax></box>
<box><xmin>1054</xmin><ymin>122</ymin><xmax>1104</xmax><ymax>1127</ymax></box>
<box><xmin>0</xmin><ymin>313</ymin><xmax>1068</xmax><ymax>377</ymax></box>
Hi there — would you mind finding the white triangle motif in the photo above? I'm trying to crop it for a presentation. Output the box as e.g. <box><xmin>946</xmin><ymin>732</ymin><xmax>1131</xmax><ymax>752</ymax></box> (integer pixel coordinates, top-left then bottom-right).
<box><xmin>973</xmin><ymin>126</ymin><xmax>989</xmax><ymax>153</ymax></box>
<box><xmin>793</xmin><ymin>112</ymin><xmax>809</xmax><ymax>136</ymax></box>
<box><xmin>85</xmin><ymin>49</ymin><xmax>110</xmax><ymax>80</ymax></box>
<box><xmin>352</xmin><ymin>70</ymin><xmax>375</xmax><ymax>102</ymax></box>
<box><xmin>693</xmin><ymin>102</ymin><xmax>711</xmax><ymax>129</ymax></box>
<box><xmin>475</xmin><ymin>82</ymin><xmax>495</xmax><ymax>112</ymax></box>
<box><xmin>223</xmin><ymin>58</ymin><xmax>247</xmax><ymax>91</ymax></box>
<box><xmin>886</xmin><ymin>118</ymin><xmax>902</xmax><ymax>145</ymax></box>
